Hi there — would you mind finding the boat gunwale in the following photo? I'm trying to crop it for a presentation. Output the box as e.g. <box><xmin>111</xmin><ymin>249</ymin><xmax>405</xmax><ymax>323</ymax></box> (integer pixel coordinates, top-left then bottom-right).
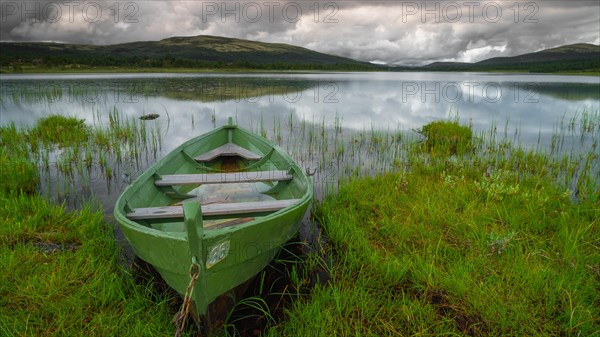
<box><xmin>114</xmin><ymin>124</ymin><xmax>313</xmax><ymax>240</ymax></box>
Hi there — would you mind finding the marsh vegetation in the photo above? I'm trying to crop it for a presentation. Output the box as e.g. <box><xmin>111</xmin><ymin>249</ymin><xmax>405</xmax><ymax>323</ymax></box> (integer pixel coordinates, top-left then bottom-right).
<box><xmin>1</xmin><ymin>106</ymin><xmax>598</xmax><ymax>336</ymax></box>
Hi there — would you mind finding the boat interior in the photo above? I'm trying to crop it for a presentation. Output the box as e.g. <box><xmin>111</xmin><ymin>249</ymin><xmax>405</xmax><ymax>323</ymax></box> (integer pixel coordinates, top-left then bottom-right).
<box><xmin>122</xmin><ymin>127</ymin><xmax>309</xmax><ymax>233</ymax></box>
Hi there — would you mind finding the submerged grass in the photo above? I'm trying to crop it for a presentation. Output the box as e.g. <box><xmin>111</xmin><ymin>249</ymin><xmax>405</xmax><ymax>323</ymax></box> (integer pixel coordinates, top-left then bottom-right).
<box><xmin>1</xmin><ymin>109</ymin><xmax>163</xmax><ymax>205</ymax></box>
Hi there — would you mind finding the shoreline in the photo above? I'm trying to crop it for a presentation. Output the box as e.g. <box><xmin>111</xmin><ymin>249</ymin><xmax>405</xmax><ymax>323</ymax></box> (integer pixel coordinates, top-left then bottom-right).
<box><xmin>1</xmin><ymin>66</ymin><xmax>598</xmax><ymax>77</ymax></box>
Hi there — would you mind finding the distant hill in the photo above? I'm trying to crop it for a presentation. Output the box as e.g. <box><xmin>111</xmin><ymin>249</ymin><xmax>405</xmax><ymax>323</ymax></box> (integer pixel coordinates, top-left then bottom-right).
<box><xmin>422</xmin><ymin>61</ymin><xmax>471</xmax><ymax>69</ymax></box>
<box><xmin>2</xmin><ymin>37</ymin><xmax>598</xmax><ymax>73</ymax></box>
<box><xmin>422</xmin><ymin>43</ymin><xmax>600</xmax><ymax>72</ymax></box>
<box><xmin>0</xmin><ymin>35</ymin><xmax>379</xmax><ymax>71</ymax></box>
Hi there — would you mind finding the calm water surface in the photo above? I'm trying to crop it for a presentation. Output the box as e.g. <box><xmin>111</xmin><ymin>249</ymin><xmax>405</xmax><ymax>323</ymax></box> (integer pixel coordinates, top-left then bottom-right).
<box><xmin>1</xmin><ymin>72</ymin><xmax>598</xmax><ymax>213</ymax></box>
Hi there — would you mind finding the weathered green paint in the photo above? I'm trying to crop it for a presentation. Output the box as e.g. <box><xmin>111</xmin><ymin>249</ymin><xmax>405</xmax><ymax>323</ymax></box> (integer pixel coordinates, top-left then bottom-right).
<box><xmin>183</xmin><ymin>201</ymin><xmax>209</xmax><ymax>316</ymax></box>
<box><xmin>114</xmin><ymin>122</ymin><xmax>312</xmax><ymax>321</ymax></box>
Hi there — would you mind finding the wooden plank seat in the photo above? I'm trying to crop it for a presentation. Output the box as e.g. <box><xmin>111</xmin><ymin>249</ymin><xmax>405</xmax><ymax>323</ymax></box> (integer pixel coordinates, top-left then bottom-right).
<box><xmin>155</xmin><ymin>170</ymin><xmax>292</xmax><ymax>186</ymax></box>
<box><xmin>126</xmin><ymin>199</ymin><xmax>300</xmax><ymax>220</ymax></box>
<box><xmin>195</xmin><ymin>143</ymin><xmax>262</xmax><ymax>162</ymax></box>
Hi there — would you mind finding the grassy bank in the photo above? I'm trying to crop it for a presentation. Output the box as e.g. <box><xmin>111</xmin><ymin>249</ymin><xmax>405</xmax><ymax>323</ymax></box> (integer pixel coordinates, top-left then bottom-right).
<box><xmin>0</xmin><ymin>195</ymin><xmax>177</xmax><ymax>336</ymax></box>
<box><xmin>0</xmin><ymin>117</ymin><xmax>181</xmax><ymax>336</ymax></box>
<box><xmin>1</xmin><ymin>115</ymin><xmax>598</xmax><ymax>336</ymax></box>
<box><xmin>274</xmin><ymin>168</ymin><xmax>598</xmax><ymax>336</ymax></box>
<box><xmin>269</xmin><ymin>122</ymin><xmax>599</xmax><ymax>336</ymax></box>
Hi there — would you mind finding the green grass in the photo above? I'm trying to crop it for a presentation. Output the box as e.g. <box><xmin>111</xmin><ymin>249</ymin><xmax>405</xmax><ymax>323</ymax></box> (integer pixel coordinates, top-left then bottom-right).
<box><xmin>258</xmin><ymin>113</ymin><xmax>598</xmax><ymax>336</ymax></box>
<box><xmin>419</xmin><ymin>120</ymin><xmax>473</xmax><ymax>155</ymax></box>
<box><xmin>269</xmin><ymin>124</ymin><xmax>600</xmax><ymax>336</ymax></box>
<box><xmin>29</xmin><ymin>115</ymin><xmax>90</xmax><ymax>147</ymax></box>
<box><xmin>0</xmin><ymin>194</ymin><xmax>179</xmax><ymax>336</ymax></box>
<box><xmin>1</xmin><ymin>111</ymin><xmax>599</xmax><ymax>336</ymax></box>
<box><xmin>0</xmin><ymin>124</ymin><xmax>38</xmax><ymax>195</ymax></box>
<box><xmin>0</xmin><ymin>116</ymin><xmax>183</xmax><ymax>337</ymax></box>
<box><xmin>273</xmin><ymin>164</ymin><xmax>599</xmax><ymax>336</ymax></box>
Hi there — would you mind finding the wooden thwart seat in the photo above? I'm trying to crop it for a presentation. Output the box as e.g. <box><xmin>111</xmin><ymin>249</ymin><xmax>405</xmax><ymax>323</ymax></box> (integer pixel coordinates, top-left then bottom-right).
<box><xmin>155</xmin><ymin>170</ymin><xmax>292</xmax><ymax>186</ymax></box>
<box><xmin>126</xmin><ymin>199</ymin><xmax>300</xmax><ymax>220</ymax></box>
<box><xmin>195</xmin><ymin>143</ymin><xmax>262</xmax><ymax>162</ymax></box>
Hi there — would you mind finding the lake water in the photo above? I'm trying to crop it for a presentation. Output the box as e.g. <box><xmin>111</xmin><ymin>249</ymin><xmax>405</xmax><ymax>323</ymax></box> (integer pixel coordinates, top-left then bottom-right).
<box><xmin>1</xmin><ymin>71</ymin><xmax>598</xmax><ymax>213</ymax></box>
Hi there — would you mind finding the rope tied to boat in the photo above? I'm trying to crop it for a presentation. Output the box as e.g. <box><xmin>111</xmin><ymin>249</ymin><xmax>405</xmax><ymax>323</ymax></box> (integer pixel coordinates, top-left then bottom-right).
<box><xmin>174</xmin><ymin>258</ymin><xmax>201</xmax><ymax>337</ymax></box>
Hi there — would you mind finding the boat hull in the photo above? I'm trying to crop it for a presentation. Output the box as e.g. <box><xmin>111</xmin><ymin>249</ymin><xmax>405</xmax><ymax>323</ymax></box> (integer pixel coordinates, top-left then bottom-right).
<box><xmin>113</xmin><ymin>122</ymin><xmax>312</xmax><ymax>328</ymax></box>
<box><xmin>118</xmin><ymin>196</ymin><xmax>309</xmax><ymax>303</ymax></box>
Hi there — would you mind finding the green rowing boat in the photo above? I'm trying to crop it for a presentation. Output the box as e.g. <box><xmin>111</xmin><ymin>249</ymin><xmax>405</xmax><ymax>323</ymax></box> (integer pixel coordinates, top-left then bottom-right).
<box><xmin>113</xmin><ymin>118</ymin><xmax>312</xmax><ymax>332</ymax></box>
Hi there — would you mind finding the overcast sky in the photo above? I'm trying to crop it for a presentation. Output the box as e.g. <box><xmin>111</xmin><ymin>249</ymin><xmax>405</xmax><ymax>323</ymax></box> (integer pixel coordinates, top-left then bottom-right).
<box><xmin>1</xmin><ymin>1</ymin><xmax>599</xmax><ymax>65</ymax></box>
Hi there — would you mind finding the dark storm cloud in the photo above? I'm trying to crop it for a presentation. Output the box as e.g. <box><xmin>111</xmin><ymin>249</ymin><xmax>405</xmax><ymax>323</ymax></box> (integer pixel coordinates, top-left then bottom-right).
<box><xmin>1</xmin><ymin>1</ymin><xmax>598</xmax><ymax>65</ymax></box>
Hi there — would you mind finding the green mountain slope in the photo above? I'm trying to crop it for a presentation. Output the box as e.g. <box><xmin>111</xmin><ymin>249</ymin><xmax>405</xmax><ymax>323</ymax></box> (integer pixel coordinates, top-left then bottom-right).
<box><xmin>476</xmin><ymin>43</ymin><xmax>600</xmax><ymax>65</ymax></box>
<box><xmin>3</xmin><ymin>37</ymin><xmax>598</xmax><ymax>73</ymax></box>
<box><xmin>423</xmin><ymin>43</ymin><xmax>600</xmax><ymax>72</ymax></box>
<box><xmin>0</xmin><ymin>35</ymin><xmax>378</xmax><ymax>71</ymax></box>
